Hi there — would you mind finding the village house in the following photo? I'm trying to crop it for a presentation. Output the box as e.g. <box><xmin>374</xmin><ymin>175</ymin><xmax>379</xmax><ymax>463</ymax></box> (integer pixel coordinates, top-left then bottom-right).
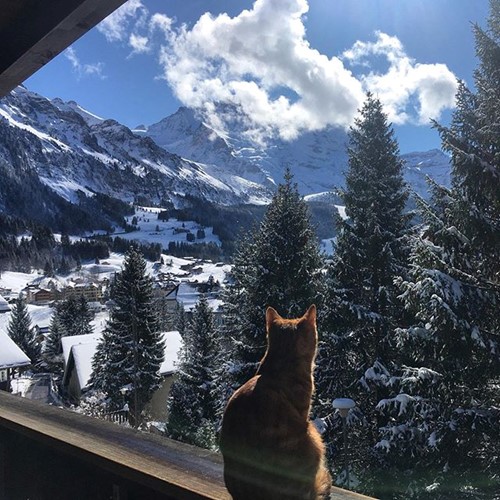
<box><xmin>32</xmin><ymin>288</ymin><xmax>57</xmax><ymax>304</ymax></box>
<box><xmin>0</xmin><ymin>295</ymin><xmax>11</xmax><ymax>313</ymax></box>
<box><xmin>22</xmin><ymin>284</ymin><xmax>59</xmax><ymax>304</ymax></box>
<box><xmin>61</xmin><ymin>331</ymin><xmax>182</xmax><ymax>421</ymax></box>
<box><xmin>0</xmin><ymin>331</ymin><xmax>31</xmax><ymax>392</ymax></box>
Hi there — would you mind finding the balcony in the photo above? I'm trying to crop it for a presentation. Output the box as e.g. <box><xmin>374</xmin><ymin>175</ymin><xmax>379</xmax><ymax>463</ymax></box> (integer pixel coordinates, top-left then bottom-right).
<box><xmin>0</xmin><ymin>391</ymin><xmax>375</xmax><ymax>499</ymax></box>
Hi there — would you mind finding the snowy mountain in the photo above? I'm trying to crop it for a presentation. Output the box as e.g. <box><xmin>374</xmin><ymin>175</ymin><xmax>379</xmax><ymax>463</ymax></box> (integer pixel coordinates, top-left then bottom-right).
<box><xmin>140</xmin><ymin>105</ymin><xmax>450</xmax><ymax>198</ymax></box>
<box><xmin>0</xmin><ymin>86</ymin><xmax>269</xmax><ymax>211</ymax></box>
<box><xmin>402</xmin><ymin>148</ymin><xmax>451</xmax><ymax>196</ymax></box>
<box><xmin>0</xmin><ymin>86</ymin><xmax>450</xmax><ymax>232</ymax></box>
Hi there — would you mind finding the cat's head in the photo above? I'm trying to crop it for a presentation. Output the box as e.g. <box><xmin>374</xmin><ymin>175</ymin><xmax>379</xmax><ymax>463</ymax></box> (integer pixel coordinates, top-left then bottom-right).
<box><xmin>264</xmin><ymin>305</ymin><xmax>317</xmax><ymax>362</ymax></box>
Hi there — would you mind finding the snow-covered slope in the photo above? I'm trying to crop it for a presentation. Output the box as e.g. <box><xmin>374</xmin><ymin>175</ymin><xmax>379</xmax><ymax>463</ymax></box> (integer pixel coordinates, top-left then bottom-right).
<box><xmin>402</xmin><ymin>149</ymin><xmax>451</xmax><ymax>196</ymax></box>
<box><xmin>0</xmin><ymin>87</ymin><xmax>269</xmax><ymax>208</ymax></box>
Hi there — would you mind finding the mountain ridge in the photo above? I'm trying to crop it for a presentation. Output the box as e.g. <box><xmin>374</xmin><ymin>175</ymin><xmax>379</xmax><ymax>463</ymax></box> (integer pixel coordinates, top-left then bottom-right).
<box><xmin>0</xmin><ymin>86</ymin><xmax>451</xmax><ymax>233</ymax></box>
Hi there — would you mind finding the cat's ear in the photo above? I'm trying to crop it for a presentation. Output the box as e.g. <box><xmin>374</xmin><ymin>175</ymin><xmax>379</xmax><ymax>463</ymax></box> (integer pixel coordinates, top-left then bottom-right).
<box><xmin>302</xmin><ymin>304</ymin><xmax>316</xmax><ymax>326</ymax></box>
<box><xmin>266</xmin><ymin>307</ymin><xmax>281</xmax><ymax>327</ymax></box>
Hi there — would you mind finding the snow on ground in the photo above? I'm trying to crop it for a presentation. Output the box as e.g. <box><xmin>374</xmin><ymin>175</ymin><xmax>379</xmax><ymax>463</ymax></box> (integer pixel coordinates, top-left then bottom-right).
<box><xmin>91</xmin><ymin>310</ymin><xmax>110</xmax><ymax>336</ymax></box>
<box><xmin>115</xmin><ymin>207</ymin><xmax>221</xmax><ymax>248</ymax></box>
<box><xmin>177</xmin><ymin>282</ymin><xmax>224</xmax><ymax>313</ymax></box>
<box><xmin>335</xmin><ymin>205</ymin><xmax>347</xmax><ymax>220</ymax></box>
<box><xmin>160</xmin><ymin>255</ymin><xmax>230</xmax><ymax>284</ymax></box>
<box><xmin>0</xmin><ymin>304</ymin><xmax>109</xmax><ymax>338</ymax></box>
<box><xmin>28</xmin><ymin>304</ymin><xmax>53</xmax><ymax>328</ymax></box>
<box><xmin>10</xmin><ymin>376</ymin><xmax>34</xmax><ymax>397</ymax></box>
<box><xmin>160</xmin><ymin>331</ymin><xmax>182</xmax><ymax>374</ymax></box>
<box><xmin>0</xmin><ymin>271</ymin><xmax>41</xmax><ymax>293</ymax></box>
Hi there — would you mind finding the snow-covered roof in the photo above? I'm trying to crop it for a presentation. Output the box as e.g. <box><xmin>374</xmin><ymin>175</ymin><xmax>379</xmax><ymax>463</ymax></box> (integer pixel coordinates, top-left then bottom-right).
<box><xmin>160</xmin><ymin>330</ymin><xmax>182</xmax><ymax>375</ymax></box>
<box><xmin>61</xmin><ymin>333</ymin><xmax>101</xmax><ymax>366</ymax></box>
<box><xmin>0</xmin><ymin>295</ymin><xmax>11</xmax><ymax>313</ymax></box>
<box><xmin>63</xmin><ymin>331</ymin><xmax>182</xmax><ymax>392</ymax></box>
<box><xmin>72</xmin><ymin>341</ymin><xmax>99</xmax><ymax>391</ymax></box>
<box><xmin>0</xmin><ymin>331</ymin><xmax>31</xmax><ymax>369</ymax></box>
<box><xmin>176</xmin><ymin>283</ymin><xmax>223</xmax><ymax>313</ymax></box>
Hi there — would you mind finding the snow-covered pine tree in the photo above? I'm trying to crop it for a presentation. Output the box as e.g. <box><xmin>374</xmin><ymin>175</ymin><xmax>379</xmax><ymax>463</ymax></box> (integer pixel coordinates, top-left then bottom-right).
<box><xmin>90</xmin><ymin>247</ymin><xmax>164</xmax><ymax>427</ymax></box>
<box><xmin>167</xmin><ymin>295</ymin><xmax>220</xmax><ymax>448</ymax></box>
<box><xmin>7</xmin><ymin>297</ymin><xmax>41</xmax><ymax>367</ymax></box>
<box><xmin>390</xmin><ymin>3</ymin><xmax>500</xmax><ymax>495</ymax></box>
<box><xmin>175</xmin><ymin>302</ymin><xmax>187</xmax><ymax>337</ymax></box>
<box><xmin>316</xmin><ymin>93</ymin><xmax>410</xmax><ymax>490</ymax></box>
<box><xmin>223</xmin><ymin>169</ymin><xmax>324</xmax><ymax>389</ymax></box>
<box><xmin>42</xmin><ymin>313</ymin><xmax>64</xmax><ymax>373</ymax></box>
<box><xmin>74</xmin><ymin>295</ymin><xmax>94</xmax><ymax>335</ymax></box>
<box><xmin>54</xmin><ymin>294</ymin><xmax>94</xmax><ymax>337</ymax></box>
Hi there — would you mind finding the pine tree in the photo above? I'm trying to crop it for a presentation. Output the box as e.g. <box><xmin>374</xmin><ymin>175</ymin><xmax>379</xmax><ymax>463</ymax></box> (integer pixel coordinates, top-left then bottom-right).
<box><xmin>223</xmin><ymin>170</ymin><xmax>324</xmax><ymax>389</ymax></box>
<box><xmin>316</xmin><ymin>93</ymin><xmax>410</xmax><ymax>490</ymax></box>
<box><xmin>167</xmin><ymin>296</ymin><xmax>220</xmax><ymax>448</ymax></box>
<box><xmin>90</xmin><ymin>247</ymin><xmax>164</xmax><ymax>427</ymax></box>
<box><xmin>391</xmin><ymin>3</ymin><xmax>500</xmax><ymax>495</ymax></box>
<box><xmin>175</xmin><ymin>302</ymin><xmax>187</xmax><ymax>337</ymax></box>
<box><xmin>42</xmin><ymin>313</ymin><xmax>64</xmax><ymax>373</ymax></box>
<box><xmin>7</xmin><ymin>298</ymin><xmax>41</xmax><ymax>366</ymax></box>
<box><xmin>73</xmin><ymin>295</ymin><xmax>94</xmax><ymax>336</ymax></box>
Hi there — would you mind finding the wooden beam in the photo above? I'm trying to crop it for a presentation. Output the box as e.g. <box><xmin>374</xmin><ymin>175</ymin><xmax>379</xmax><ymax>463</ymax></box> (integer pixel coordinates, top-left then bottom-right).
<box><xmin>0</xmin><ymin>391</ymin><xmax>229</xmax><ymax>499</ymax></box>
<box><xmin>0</xmin><ymin>0</ymin><xmax>128</xmax><ymax>97</ymax></box>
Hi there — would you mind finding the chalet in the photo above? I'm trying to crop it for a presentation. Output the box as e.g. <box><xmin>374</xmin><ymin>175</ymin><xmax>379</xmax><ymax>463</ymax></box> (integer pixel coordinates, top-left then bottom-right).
<box><xmin>32</xmin><ymin>288</ymin><xmax>56</xmax><ymax>304</ymax></box>
<box><xmin>61</xmin><ymin>331</ymin><xmax>183</xmax><ymax>421</ymax></box>
<box><xmin>0</xmin><ymin>331</ymin><xmax>31</xmax><ymax>391</ymax></box>
<box><xmin>0</xmin><ymin>295</ymin><xmax>11</xmax><ymax>313</ymax></box>
<box><xmin>61</xmin><ymin>333</ymin><xmax>102</xmax><ymax>401</ymax></box>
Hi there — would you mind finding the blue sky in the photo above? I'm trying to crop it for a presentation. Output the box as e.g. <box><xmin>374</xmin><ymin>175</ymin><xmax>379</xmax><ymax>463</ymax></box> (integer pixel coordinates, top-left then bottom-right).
<box><xmin>26</xmin><ymin>0</ymin><xmax>490</xmax><ymax>153</ymax></box>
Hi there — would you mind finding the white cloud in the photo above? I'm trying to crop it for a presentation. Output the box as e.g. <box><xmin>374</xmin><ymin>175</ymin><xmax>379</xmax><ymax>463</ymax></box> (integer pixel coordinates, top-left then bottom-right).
<box><xmin>343</xmin><ymin>31</ymin><xmax>405</xmax><ymax>65</ymax></box>
<box><xmin>97</xmin><ymin>0</ymin><xmax>148</xmax><ymax>43</ymax></box>
<box><xmin>129</xmin><ymin>33</ymin><xmax>150</xmax><ymax>55</ymax></box>
<box><xmin>150</xmin><ymin>13</ymin><xmax>173</xmax><ymax>36</ymax></box>
<box><xmin>343</xmin><ymin>31</ymin><xmax>457</xmax><ymax>124</ymax></box>
<box><xmin>98</xmin><ymin>0</ymin><xmax>458</xmax><ymax>141</ymax></box>
<box><xmin>154</xmin><ymin>0</ymin><xmax>365</xmax><ymax>141</ymax></box>
<box><xmin>65</xmin><ymin>47</ymin><xmax>105</xmax><ymax>79</ymax></box>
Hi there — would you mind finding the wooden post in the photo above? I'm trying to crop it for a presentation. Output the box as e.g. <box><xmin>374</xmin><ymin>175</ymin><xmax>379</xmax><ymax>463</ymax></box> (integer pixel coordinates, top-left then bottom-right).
<box><xmin>0</xmin><ymin>438</ymin><xmax>5</xmax><ymax>500</ymax></box>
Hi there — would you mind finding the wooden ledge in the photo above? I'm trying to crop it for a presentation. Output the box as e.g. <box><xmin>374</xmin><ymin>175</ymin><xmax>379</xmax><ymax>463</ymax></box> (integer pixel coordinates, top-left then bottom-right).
<box><xmin>0</xmin><ymin>391</ymin><xmax>376</xmax><ymax>499</ymax></box>
<box><xmin>0</xmin><ymin>390</ymin><xmax>228</xmax><ymax>499</ymax></box>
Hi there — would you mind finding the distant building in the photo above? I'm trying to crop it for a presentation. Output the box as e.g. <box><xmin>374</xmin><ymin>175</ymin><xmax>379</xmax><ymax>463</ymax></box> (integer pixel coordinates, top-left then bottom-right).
<box><xmin>23</xmin><ymin>286</ymin><xmax>59</xmax><ymax>304</ymax></box>
<box><xmin>163</xmin><ymin>284</ymin><xmax>181</xmax><ymax>313</ymax></box>
<box><xmin>32</xmin><ymin>325</ymin><xmax>50</xmax><ymax>344</ymax></box>
<box><xmin>0</xmin><ymin>331</ymin><xmax>31</xmax><ymax>391</ymax></box>
<box><xmin>63</xmin><ymin>283</ymin><xmax>103</xmax><ymax>302</ymax></box>
<box><xmin>175</xmin><ymin>282</ymin><xmax>224</xmax><ymax>325</ymax></box>
<box><xmin>32</xmin><ymin>288</ymin><xmax>56</xmax><ymax>304</ymax></box>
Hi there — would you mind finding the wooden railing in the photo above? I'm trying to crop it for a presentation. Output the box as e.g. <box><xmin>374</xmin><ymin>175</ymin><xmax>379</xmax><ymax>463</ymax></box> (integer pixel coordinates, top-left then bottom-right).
<box><xmin>104</xmin><ymin>408</ymin><xmax>129</xmax><ymax>425</ymax></box>
<box><xmin>0</xmin><ymin>391</ymin><xmax>375</xmax><ymax>500</ymax></box>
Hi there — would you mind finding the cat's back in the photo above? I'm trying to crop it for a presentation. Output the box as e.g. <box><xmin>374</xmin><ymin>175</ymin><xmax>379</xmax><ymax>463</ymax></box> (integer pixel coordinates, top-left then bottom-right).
<box><xmin>220</xmin><ymin>374</ymin><xmax>288</xmax><ymax>444</ymax></box>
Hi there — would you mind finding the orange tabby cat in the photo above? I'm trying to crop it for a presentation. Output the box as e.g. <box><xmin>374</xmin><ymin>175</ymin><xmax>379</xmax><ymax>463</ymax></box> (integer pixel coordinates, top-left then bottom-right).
<box><xmin>220</xmin><ymin>305</ymin><xmax>332</xmax><ymax>500</ymax></box>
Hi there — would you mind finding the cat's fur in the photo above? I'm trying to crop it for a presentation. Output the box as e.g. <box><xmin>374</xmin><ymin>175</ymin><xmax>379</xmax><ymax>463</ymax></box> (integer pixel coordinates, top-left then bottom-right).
<box><xmin>220</xmin><ymin>305</ymin><xmax>332</xmax><ymax>500</ymax></box>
